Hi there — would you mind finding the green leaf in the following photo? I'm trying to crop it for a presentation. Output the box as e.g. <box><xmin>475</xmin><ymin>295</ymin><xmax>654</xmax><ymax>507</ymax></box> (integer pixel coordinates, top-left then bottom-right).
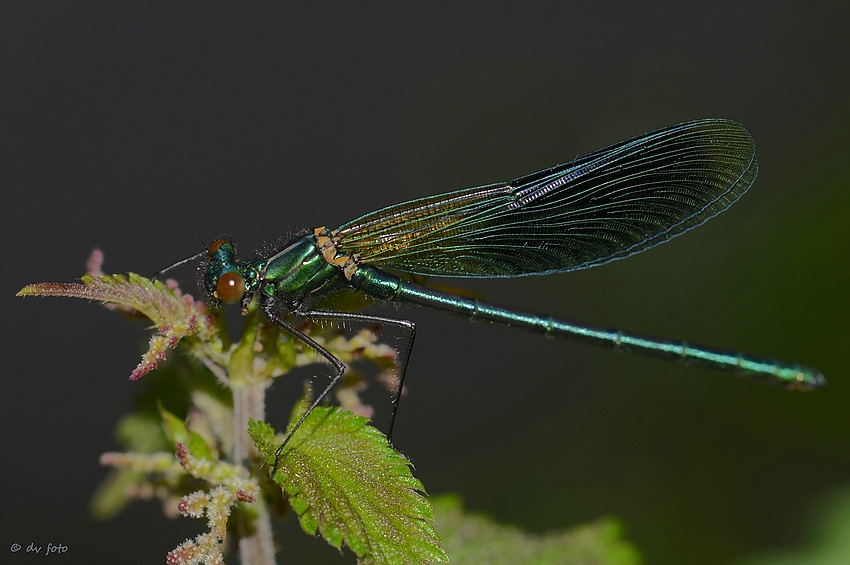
<box><xmin>89</xmin><ymin>468</ymin><xmax>145</xmax><ymax>520</ymax></box>
<box><xmin>17</xmin><ymin>273</ymin><xmax>209</xmax><ymax>329</ymax></box>
<box><xmin>432</xmin><ymin>494</ymin><xmax>642</xmax><ymax>565</ymax></box>
<box><xmin>158</xmin><ymin>403</ymin><xmax>214</xmax><ymax>461</ymax></box>
<box><xmin>227</xmin><ymin>305</ymin><xmax>260</xmax><ymax>385</ymax></box>
<box><xmin>17</xmin><ymin>273</ymin><xmax>216</xmax><ymax>380</ymax></box>
<box><xmin>733</xmin><ymin>487</ymin><xmax>850</xmax><ymax>565</ymax></box>
<box><xmin>249</xmin><ymin>413</ymin><xmax>447</xmax><ymax>565</ymax></box>
<box><xmin>115</xmin><ymin>412</ymin><xmax>169</xmax><ymax>453</ymax></box>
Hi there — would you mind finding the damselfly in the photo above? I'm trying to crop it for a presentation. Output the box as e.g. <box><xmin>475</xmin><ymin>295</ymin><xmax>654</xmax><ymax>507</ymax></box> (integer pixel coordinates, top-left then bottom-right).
<box><xmin>186</xmin><ymin>119</ymin><xmax>824</xmax><ymax>475</ymax></box>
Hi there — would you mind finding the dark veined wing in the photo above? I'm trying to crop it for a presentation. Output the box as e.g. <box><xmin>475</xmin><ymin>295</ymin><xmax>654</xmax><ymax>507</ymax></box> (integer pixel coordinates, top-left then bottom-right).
<box><xmin>334</xmin><ymin>119</ymin><xmax>758</xmax><ymax>278</ymax></box>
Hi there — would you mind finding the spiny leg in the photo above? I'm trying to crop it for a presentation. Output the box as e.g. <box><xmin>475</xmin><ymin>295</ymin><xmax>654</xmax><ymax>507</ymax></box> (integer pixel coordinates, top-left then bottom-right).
<box><xmin>261</xmin><ymin>302</ymin><xmax>346</xmax><ymax>479</ymax></box>
<box><xmin>298</xmin><ymin>309</ymin><xmax>416</xmax><ymax>443</ymax></box>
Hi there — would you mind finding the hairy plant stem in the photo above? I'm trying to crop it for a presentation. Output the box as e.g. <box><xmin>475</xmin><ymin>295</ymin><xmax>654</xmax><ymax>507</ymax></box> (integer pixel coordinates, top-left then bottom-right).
<box><xmin>232</xmin><ymin>381</ymin><xmax>275</xmax><ymax>565</ymax></box>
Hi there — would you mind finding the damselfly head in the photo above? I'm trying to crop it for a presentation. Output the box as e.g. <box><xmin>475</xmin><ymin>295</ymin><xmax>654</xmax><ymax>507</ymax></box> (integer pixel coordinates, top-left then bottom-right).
<box><xmin>204</xmin><ymin>239</ymin><xmax>246</xmax><ymax>305</ymax></box>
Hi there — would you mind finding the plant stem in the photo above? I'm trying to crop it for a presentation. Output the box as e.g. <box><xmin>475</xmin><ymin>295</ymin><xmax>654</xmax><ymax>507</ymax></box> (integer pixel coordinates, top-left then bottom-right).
<box><xmin>232</xmin><ymin>381</ymin><xmax>268</xmax><ymax>462</ymax></box>
<box><xmin>232</xmin><ymin>382</ymin><xmax>275</xmax><ymax>565</ymax></box>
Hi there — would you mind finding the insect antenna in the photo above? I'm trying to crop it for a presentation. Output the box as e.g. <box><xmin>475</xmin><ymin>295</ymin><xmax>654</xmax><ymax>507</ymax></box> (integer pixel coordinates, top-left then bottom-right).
<box><xmin>152</xmin><ymin>249</ymin><xmax>206</xmax><ymax>277</ymax></box>
<box><xmin>151</xmin><ymin>234</ymin><xmax>209</xmax><ymax>277</ymax></box>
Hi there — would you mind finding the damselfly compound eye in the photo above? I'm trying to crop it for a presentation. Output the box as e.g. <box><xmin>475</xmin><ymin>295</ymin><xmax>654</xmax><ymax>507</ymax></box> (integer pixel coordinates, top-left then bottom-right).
<box><xmin>208</xmin><ymin>239</ymin><xmax>228</xmax><ymax>258</ymax></box>
<box><xmin>216</xmin><ymin>271</ymin><xmax>245</xmax><ymax>304</ymax></box>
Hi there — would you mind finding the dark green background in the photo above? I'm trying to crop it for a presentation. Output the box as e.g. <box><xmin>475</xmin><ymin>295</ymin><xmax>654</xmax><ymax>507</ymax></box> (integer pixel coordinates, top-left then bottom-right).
<box><xmin>2</xmin><ymin>2</ymin><xmax>847</xmax><ymax>564</ymax></box>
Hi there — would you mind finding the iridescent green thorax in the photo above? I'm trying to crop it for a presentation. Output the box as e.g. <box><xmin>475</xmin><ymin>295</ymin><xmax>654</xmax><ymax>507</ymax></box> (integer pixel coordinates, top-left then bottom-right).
<box><xmin>262</xmin><ymin>233</ymin><xmax>342</xmax><ymax>300</ymax></box>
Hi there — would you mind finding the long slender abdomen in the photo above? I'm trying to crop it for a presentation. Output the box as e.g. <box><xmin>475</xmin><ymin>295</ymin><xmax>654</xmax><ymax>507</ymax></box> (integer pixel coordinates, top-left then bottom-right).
<box><xmin>353</xmin><ymin>266</ymin><xmax>825</xmax><ymax>391</ymax></box>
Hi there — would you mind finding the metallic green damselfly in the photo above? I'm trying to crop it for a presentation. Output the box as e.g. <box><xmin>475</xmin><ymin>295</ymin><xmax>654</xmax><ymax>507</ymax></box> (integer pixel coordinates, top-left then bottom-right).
<box><xmin>193</xmin><ymin>119</ymin><xmax>824</xmax><ymax>475</ymax></box>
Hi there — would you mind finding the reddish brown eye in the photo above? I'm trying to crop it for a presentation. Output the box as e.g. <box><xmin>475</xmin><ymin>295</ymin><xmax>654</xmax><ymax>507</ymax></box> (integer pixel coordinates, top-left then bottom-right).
<box><xmin>207</xmin><ymin>239</ymin><xmax>228</xmax><ymax>258</ymax></box>
<box><xmin>216</xmin><ymin>272</ymin><xmax>245</xmax><ymax>304</ymax></box>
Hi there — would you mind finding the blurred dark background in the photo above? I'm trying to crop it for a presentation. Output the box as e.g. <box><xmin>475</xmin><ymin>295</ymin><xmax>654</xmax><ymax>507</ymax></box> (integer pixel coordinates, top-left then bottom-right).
<box><xmin>2</xmin><ymin>2</ymin><xmax>848</xmax><ymax>564</ymax></box>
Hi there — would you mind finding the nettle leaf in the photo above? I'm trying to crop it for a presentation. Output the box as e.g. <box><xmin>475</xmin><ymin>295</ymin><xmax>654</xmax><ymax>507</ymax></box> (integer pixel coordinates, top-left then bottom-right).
<box><xmin>249</xmin><ymin>413</ymin><xmax>447</xmax><ymax>565</ymax></box>
<box><xmin>17</xmin><ymin>273</ymin><xmax>207</xmax><ymax>327</ymax></box>
<box><xmin>432</xmin><ymin>495</ymin><xmax>642</xmax><ymax>565</ymax></box>
<box><xmin>17</xmin><ymin>273</ymin><xmax>215</xmax><ymax>380</ymax></box>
